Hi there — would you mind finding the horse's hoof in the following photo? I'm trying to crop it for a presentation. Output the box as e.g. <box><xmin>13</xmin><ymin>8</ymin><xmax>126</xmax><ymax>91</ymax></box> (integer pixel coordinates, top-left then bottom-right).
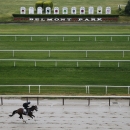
<box><xmin>23</xmin><ymin>120</ymin><xmax>26</xmax><ymax>123</ymax></box>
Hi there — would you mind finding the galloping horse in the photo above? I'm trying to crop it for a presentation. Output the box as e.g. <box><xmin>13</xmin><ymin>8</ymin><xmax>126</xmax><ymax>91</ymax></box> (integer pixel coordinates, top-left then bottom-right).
<box><xmin>9</xmin><ymin>105</ymin><xmax>38</xmax><ymax>123</ymax></box>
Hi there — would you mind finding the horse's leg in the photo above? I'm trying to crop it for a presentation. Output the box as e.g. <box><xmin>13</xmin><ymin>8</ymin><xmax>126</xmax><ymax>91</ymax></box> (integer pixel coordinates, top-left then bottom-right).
<box><xmin>29</xmin><ymin>115</ymin><xmax>33</xmax><ymax>119</ymax></box>
<box><xmin>9</xmin><ymin>110</ymin><xmax>17</xmax><ymax>117</ymax></box>
<box><xmin>28</xmin><ymin>112</ymin><xmax>33</xmax><ymax>119</ymax></box>
<box><xmin>20</xmin><ymin>114</ymin><xmax>26</xmax><ymax>123</ymax></box>
<box><xmin>19</xmin><ymin>114</ymin><xmax>23</xmax><ymax>119</ymax></box>
<box><xmin>29</xmin><ymin>113</ymin><xmax>36</xmax><ymax>122</ymax></box>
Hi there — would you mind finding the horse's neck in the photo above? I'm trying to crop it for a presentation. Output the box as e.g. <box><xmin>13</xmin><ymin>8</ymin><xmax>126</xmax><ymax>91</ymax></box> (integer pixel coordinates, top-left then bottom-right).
<box><xmin>29</xmin><ymin>106</ymin><xmax>34</xmax><ymax>111</ymax></box>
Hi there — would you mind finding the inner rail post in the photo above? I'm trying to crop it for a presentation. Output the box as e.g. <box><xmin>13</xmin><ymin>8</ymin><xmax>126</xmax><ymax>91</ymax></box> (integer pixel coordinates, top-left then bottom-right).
<box><xmin>63</xmin><ymin>98</ymin><xmax>64</xmax><ymax>105</ymax></box>
<box><xmin>55</xmin><ymin>61</ymin><xmax>57</xmax><ymax>67</ymax></box>
<box><xmin>111</xmin><ymin>36</ymin><xmax>112</xmax><ymax>41</ymax></box>
<box><xmin>29</xmin><ymin>85</ymin><xmax>30</xmax><ymax>93</ymax></box>
<box><xmin>99</xmin><ymin>62</ymin><xmax>101</xmax><ymax>67</ymax></box>
<box><xmin>15</xmin><ymin>36</ymin><xmax>17</xmax><ymax>41</ymax></box>
<box><xmin>118</xmin><ymin>62</ymin><xmax>120</xmax><ymax>67</ymax></box>
<box><xmin>35</xmin><ymin>61</ymin><xmax>37</xmax><ymax>67</ymax></box>
<box><xmin>1</xmin><ymin>97</ymin><xmax>3</xmax><ymax>105</ymax></box>
<box><xmin>79</xmin><ymin>36</ymin><xmax>80</xmax><ymax>41</ymax></box>
<box><xmin>109</xmin><ymin>98</ymin><xmax>110</xmax><ymax>106</ymax></box>
<box><xmin>106</xmin><ymin>86</ymin><xmax>107</xmax><ymax>94</ymax></box>
<box><xmin>86</xmin><ymin>86</ymin><xmax>88</xmax><ymax>94</ymax></box>
<box><xmin>26</xmin><ymin>97</ymin><xmax>28</xmax><ymax>102</ymax></box>
<box><xmin>88</xmin><ymin>86</ymin><xmax>90</xmax><ymax>94</ymax></box>
<box><xmin>77</xmin><ymin>61</ymin><xmax>78</xmax><ymax>67</ymax></box>
<box><xmin>88</xmin><ymin>98</ymin><xmax>90</xmax><ymax>106</ymax></box>
<box><xmin>31</xmin><ymin>36</ymin><xmax>32</xmax><ymax>41</ymax></box>
<box><xmin>14</xmin><ymin>61</ymin><xmax>15</xmax><ymax>67</ymax></box>
<box><xmin>39</xmin><ymin>85</ymin><xmax>41</xmax><ymax>94</ymax></box>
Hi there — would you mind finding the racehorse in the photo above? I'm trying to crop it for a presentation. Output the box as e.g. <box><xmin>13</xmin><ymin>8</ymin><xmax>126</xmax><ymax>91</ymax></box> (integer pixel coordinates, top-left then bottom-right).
<box><xmin>9</xmin><ymin>105</ymin><xmax>38</xmax><ymax>123</ymax></box>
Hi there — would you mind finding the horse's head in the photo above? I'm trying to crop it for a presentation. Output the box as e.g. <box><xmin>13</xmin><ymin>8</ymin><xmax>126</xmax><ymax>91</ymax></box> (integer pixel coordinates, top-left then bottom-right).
<box><xmin>30</xmin><ymin>105</ymin><xmax>38</xmax><ymax>111</ymax></box>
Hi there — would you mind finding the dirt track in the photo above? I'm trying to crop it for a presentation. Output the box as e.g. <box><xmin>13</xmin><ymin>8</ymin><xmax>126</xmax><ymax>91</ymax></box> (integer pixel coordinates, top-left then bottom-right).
<box><xmin>0</xmin><ymin>98</ymin><xmax>130</xmax><ymax>130</ymax></box>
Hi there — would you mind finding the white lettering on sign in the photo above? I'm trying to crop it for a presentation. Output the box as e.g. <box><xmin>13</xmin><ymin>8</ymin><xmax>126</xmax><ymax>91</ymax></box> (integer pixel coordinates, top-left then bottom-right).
<box><xmin>31</xmin><ymin>18</ymin><xmax>103</xmax><ymax>22</ymax></box>
<box><xmin>14</xmin><ymin>17</ymin><xmax>118</xmax><ymax>22</ymax></box>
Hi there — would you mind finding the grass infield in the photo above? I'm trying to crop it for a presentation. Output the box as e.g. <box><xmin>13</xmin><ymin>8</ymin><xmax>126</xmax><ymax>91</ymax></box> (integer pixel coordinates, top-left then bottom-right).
<box><xmin>0</xmin><ymin>36</ymin><xmax>130</xmax><ymax>95</ymax></box>
<box><xmin>0</xmin><ymin>0</ymin><xmax>130</xmax><ymax>95</ymax></box>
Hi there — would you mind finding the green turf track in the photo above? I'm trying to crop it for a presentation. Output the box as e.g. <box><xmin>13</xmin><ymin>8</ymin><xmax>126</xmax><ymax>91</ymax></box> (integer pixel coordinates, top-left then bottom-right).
<box><xmin>0</xmin><ymin>0</ymin><xmax>130</xmax><ymax>95</ymax></box>
<box><xmin>0</xmin><ymin>34</ymin><xmax>130</xmax><ymax>95</ymax></box>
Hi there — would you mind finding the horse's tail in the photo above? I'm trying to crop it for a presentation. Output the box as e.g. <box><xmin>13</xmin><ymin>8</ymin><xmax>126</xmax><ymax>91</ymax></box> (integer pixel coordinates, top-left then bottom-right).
<box><xmin>9</xmin><ymin>110</ymin><xmax>17</xmax><ymax>117</ymax></box>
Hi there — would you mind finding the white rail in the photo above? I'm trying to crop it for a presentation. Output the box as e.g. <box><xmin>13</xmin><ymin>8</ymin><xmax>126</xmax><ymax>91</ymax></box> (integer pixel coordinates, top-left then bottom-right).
<box><xmin>0</xmin><ymin>85</ymin><xmax>129</xmax><ymax>95</ymax></box>
<box><xmin>0</xmin><ymin>34</ymin><xmax>130</xmax><ymax>42</ymax></box>
<box><xmin>0</xmin><ymin>35</ymin><xmax>130</xmax><ymax>36</ymax></box>
<box><xmin>0</xmin><ymin>50</ymin><xmax>130</xmax><ymax>58</ymax></box>
<box><xmin>0</xmin><ymin>95</ymin><xmax>130</xmax><ymax>106</ymax></box>
<box><xmin>0</xmin><ymin>59</ymin><xmax>130</xmax><ymax>67</ymax></box>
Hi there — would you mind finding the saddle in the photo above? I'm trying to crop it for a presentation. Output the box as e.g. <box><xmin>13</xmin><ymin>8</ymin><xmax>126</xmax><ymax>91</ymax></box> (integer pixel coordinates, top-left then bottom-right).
<box><xmin>23</xmin><ymin>108</ymin><xmax>28</xmax><ymax>115</ymax></box>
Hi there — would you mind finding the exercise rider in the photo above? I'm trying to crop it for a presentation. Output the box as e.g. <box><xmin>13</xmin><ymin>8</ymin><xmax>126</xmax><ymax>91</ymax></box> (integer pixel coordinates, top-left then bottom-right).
<box><xmin>23</xmin><ymin>102</ymin><xmax>31</xmax><ymax>115</ymax></box>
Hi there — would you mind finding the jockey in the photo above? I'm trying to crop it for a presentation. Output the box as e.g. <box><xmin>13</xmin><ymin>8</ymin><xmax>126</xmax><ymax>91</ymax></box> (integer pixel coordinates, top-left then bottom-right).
<box><xmin>23</xmin><ymin>102</ymin><xmax>31</xmax><ymax>115</ymax></box>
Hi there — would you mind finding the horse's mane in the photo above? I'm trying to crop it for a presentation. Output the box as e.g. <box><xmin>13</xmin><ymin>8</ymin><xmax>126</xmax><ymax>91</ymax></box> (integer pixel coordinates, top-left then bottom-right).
<box><xmin>30</xmin><ymin>105</ymin><xmax>37</xmax><ymax>108</ymax></box>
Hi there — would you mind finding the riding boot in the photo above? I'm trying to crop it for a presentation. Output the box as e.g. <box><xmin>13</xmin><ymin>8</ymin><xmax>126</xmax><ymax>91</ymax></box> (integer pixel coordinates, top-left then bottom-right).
<box><xmin>26</xmin><ymin>112</ymin><xmax>28</xmax><ymax>115</ymax></box>
<box><xmin>26</xmin><ymin>109</ymin><xmax>28</xmax><ymax>115</ymax></box>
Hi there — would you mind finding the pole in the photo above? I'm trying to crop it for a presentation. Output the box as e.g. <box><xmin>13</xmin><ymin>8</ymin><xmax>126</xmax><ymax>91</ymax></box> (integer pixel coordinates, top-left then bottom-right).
<box><xmin>39</xmin><ymin>85</ymin><xmax>40</xmax><ymax>94</ymax></box>
<box><xmin>63</xmin><ymin>98</ymin><xmax>64</xmax><ymax>105</ymax></box>
<box><xmin>1</xmin><ymin>97</ymin><xmax>3</xmax><ymax>105</ymax></box>
<box><xmin>88</xmin><ymin>98</ymin><xmax>90</xmax><ymax>106</ymax></box>
<box><xmin>26</xmin><ymin>97</ymin><xmax>28</xmax><ymax>102</ymax></box>
<box><xmin>49</xmin><ymin>50</ymin><xmax>50</xmax><ymax>57</ymax></box>
<box><xmin>109</xmin><ymin>98</ymin><xmax>110</xmax><ymax>106</ymax></box>
<box><xmin>86</xmin><ymin>86</ymin><xmax>88</xmax><ymax>94</ymax></box>
<box><xmin>106</xmin><ymin>86</ymin><xmax>107</xmax><ymax>94</ymax></box>
<box><xmin>29</xmin><ymin>85</ymin><xmax>30</xmax><ymax>93</ymax></box>
<box><xmin>77</xmin><ymin>62</ymin><xmax>78</xmax><ymax>67</ymax></box>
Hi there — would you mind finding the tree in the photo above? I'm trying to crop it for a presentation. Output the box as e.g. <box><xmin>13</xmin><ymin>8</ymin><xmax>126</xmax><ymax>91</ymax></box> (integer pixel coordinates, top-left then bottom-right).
<box><xmin>35</xmin><ymin>1</ymin><xmax>43</xmax><ymax>11</ymax></box>
<box><xmin>125</xmin><ymin>0</ymin><xmax>130</xmax><ymax>14</ymax></box>
<box><xmin>43</xmin><ymin>1</ymin><xmax>53</xmax><ymax>12</ymax></box>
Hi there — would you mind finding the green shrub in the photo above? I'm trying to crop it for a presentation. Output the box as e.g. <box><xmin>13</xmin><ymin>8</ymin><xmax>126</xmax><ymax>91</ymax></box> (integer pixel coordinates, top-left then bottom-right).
<box><xmin>43</xmin><ymin>1</ymin><xmax>53</xmax><ymax>12</ymax></box>
<box><xmin>35</xmin><ymin>1</ymin><xmax>43</xmax><ymax>11</ymax></box>
<box><xmin>125</xmin><ymin>0</ymin><xmax>130</xmax><ymax>14</ymax></box>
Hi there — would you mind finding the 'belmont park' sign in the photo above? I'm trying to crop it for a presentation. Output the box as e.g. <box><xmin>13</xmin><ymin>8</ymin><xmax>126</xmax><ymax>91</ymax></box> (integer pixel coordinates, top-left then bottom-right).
<box><xmin>13</xmin><ymin>14</ymin><xmax>119</xmax><ymax>22</ymax></box>
<box><xmin>13</xmin><ymin>6</ymin><xmax>119</xmax><ymax>22</ymax></box>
